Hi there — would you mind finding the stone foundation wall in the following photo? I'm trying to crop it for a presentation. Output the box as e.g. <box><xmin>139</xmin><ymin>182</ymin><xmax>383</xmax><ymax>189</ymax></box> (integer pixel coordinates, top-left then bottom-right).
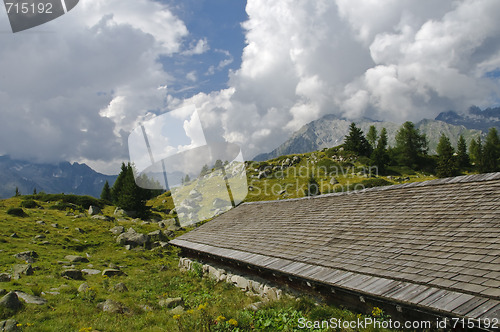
<box><xmin>178</xmin><ymin>257</ymin><xmax>290</xmax><ymax>301</ymax></box>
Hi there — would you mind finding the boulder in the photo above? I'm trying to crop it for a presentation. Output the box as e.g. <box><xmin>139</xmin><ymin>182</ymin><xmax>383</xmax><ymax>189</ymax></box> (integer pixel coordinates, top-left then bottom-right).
<box><xmin>170</xmin><ymin>305</ymin><xmax>185</xmax><ymax>315</ymax></box>
<box><xmin>0</xmin><ymin>292</ymin><xmax>22</xmax><ymax>310</ymax></box>
<box><xmin>0</xmin><ymin>273</ymin><xmax>11</xmax><ymax>282</ymax></box>
<box><xmin>61</xmin><ymin>269</ymin><xmax>83</xmax><ymax>280</ymax></box>
<box><xmin>36</xmin><ymin>220</ymin><xmax>46</xmax><ymax>225</ymax></box>
<box><xmin>10</xmin><ymin>233</ymin><xmax>18</xmax><ymax>238</ymax></box>
<box><xmin>88</xmin><ymin>205</ymin><xmax>101</xmax><ymax>215</ymax></box>
<box><xmin>116</xmin><ymin>229</ymin><xmax>149</xmax><ymax>248</ymax></box>
<box><xmin>0</xmin><ymin>319</ymin><xmax>19</xmax><ymax>331</ymax></box>
<box><xmin>147</xmin><ymin>230</ymin><xmax>166</xmax><ymax>242</ymax></box>
<box><xmin>78</xmin><ymin>283</ymin><xmax>90</xmax><ymax>293</ymax></box>
<box><xmin>81</xmin><ymin>269</ymin><xmax>101</xmax><ymax>275</ymax></box>
<box><xmin>51</xmin><ymin>223</ymin><xmax>59</xmax><ymax>228</ymax></box>
<box><xmin>113</xmin><ymin>283</ymin><xmax>128</xmax><ymax>292</ymax></box>
<box><xmin>114</xmin><ymin>208</ymin><xmax>126</xmax><ymax>217</ymax></box>
<box><xmin>65</xmin><ymin>255</ymin><xmax>89</xmax><ymax>263</ymax></box>
<box><xmin>102</xmin><ymin>269</ymin><xmax>125</xmax><ymax>277</ymax></box>
<box><xmin>34</xmin><ymin>234</ymin><xmax>46</xmax><ymax>240</ymax></box>
<box><xmin>13</xmin><ymin>264</ymin><xmax>33</xmax><ymax>279</ymax></box>
<box><xmin>14</xmin><ymin>291</ymin><xmax>47</xmax><ymax>305</ymax></box>
<box><xmin>14</xmin><ymin>251</ymin><xmax>38</xmax><ymax>263</ymax></box>
<box><xmin>109</xmin><ymin>226</ymin><xmax>125</xmax><ymax>235</ymax></box>
<box><xmin>91</xmin><ymin>215</ymin><xmax>112</xmax><ymax>221</ymax></box>
<box><xmin>98</xmin><ymin>299</ymin><xmax>129</xmax><ymax>314</ymax></box>
<box><xmin>158</xmin><ymin>297</ymin><xmax>183</xmax><ymax>308</ymax></box>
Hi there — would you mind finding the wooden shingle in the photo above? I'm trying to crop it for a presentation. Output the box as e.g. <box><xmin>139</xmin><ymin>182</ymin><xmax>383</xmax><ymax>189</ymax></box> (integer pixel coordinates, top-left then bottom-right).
<box><xmin>171</xmin><ymin>173</ymin><xmax>500</xmax><ymax>321</ymax></box>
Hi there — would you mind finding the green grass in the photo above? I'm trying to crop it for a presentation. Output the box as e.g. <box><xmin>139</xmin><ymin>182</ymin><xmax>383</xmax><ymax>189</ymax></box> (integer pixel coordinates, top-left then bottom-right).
<box><xmin>0</xmin><ymin>196</ymin><xmax>396</xmax><ymax>331</ymax></box>
<box><xmin>1</xmin><ymin>149</ymin><xmax>430</xmax><ymax>331</ymax></box>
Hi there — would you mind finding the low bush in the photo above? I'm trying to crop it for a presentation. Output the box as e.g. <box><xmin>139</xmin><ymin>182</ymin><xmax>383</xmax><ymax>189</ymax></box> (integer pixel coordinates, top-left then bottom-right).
<box><xmin>20</xmin><ymin>199</ymin><xmax>40</xmax><ymax>208</ymax></box>
<box><xmin>7</xmin><ymin>207</ymin><xmax>27</xmax><ymax>217</ymax></box>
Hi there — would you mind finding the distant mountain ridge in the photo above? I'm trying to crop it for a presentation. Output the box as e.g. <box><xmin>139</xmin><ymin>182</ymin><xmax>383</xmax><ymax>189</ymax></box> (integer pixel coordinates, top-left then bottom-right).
<box><xmin>0</xmin><ymin>155</ymin><xmax>117</xmax><ymax>199</ymax></box>
<box><xmin>435</xmin><ymin>106</ymin><xmax>500</xmax><ymax>131</ymax></box>
<box><xmin>254</xmin><ymin>111</ymin><xmax>488</xmax><ymax>161</ymax></box>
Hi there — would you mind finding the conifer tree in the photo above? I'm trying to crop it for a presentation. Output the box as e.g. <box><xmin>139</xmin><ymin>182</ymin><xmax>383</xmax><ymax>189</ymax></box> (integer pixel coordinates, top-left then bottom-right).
<box><xmin>456</xmin><ymin>135</ymin><xmax>470</xmax><ymax>169</ymax></box>
<box><xmin>469</xmin><ymin>138</ymin><xmax>480</xmax><ymax>164</ymax></box>
<box><xmin>14</xmin><ymin>187</ymin><xmax>20</xmax><ymax>197</ymax></box>
<box><xmin>483</xmin><ymin>127</ymin><xmax>500</xmax><ymax>172</ymax></box>
<box><xmin>395</xmin><ymin>121</ymin><xmax>428</xmax><ymax>167</ymax></box>
<box><xmin>343</xmin><ymin>123</ymin><xmax>372</xmax><ymax>157</ymax></box>
<box><xmin>436</xmin><ymin>134</ymin><xmax>457</xmax><ymax>178</ymax></box>
<box><xmin>100</xmin><ymin>180</ymin><xmax>112</xmax><ymax>202</ymax></box>
<box><xmin>371</xmin><ymin>128</ymin><xmax>389</xmax><ymax>174</ymax></box>
<box><xmin>366</xmin><ymin>125</ymin><xmax>378</xmax><ymax>149</ymax></box>
<box><xmin>305</xmin><ymin>174</ymin><xmax>320</xmax><ymax>196</ymax></box>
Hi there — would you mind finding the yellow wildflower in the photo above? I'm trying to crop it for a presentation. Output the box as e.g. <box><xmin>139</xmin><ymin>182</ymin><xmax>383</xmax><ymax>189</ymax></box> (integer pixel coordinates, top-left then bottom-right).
<box><xmin>372</xmin><ymin>307</ymin><xmax>383</xmax><ymax>317</ymax></box>
<box><xmin>197</xmin><ymin>302</ymin><xmax>208</xmax><ymax>311</ymax></box>
<box><xmin>216</xmin><ymin>315</ymin><xmax>226</xmax><ymax>322</ymax></box>
<box><xmin>187</xmin><ymin>309</ymin><xmax>194</xmax><ymax>314</ymax></box>
<box><xmin>228</xmin><ymin>319</ymin><xmax>238</xmax><ymax>327</ymax></box>
<box><xmin>173</xmin><ymin>314</ymin><xmax>181</xmax><ymax>320</ymax></box>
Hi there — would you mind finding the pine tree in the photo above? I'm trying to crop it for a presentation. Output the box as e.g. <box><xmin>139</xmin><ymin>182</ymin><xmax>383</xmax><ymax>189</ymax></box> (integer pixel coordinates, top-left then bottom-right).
<box><xmin>456</xmin><ymin>135</ymin><xmax>470</xmax><ymax>169</ymax></box>
<box><xmin>436</xmin><ymin>134</ymin><xmax>457</xmax><ymax>178</ymax></box>
<box><xmin>100</xmin><ymin>180</ymin><xmax>112</xmax><ymax>202</ymax></box>
<box><xmin>184</xmin><ymin>174</ymin><xmax>191</xmax><ymax>183</ymax></box>
<box><xmin>371</xmin><ymin>128</ymin><xmax>389</xmax><ymax>174</ymax></box>
<box><xmin>33</xmin><ymin>188</ymin><xmax>37</xmax><ymax>195</ymax></box>
<box><xmin>395</xmin><ymin>121</ymin><xmax>428</xmax><ymax>167</ymax></box>
<box><xmin>14</xmin><ymin>187</ymin><xmax>20</xmax><ymax>197</ymax></box>
<box><xmin>343</xmin><ymin>123</ymin><xmax>372</xmax><ymax>157</ymax></box>
<box><xmin>469</xmin><ymin>138</ymin><xmax>480</xmax><ymax>164</ymax></box>
<box><xmin>199</xmin><ymin>164</ymin><xmax>210</xmax><ymax>177</ymax></box>
<box><xmin>305</xmin><ymin>174</ymin><xmax>320</xmax><ymax>196</ymax></box>
<box><xmin>111</xmin><ymin>163</ymin><xmax>151</xmax><ymax>217</ymax></box>
<box><xmin>366</xmin><ymin>125</ymin><xmax>378</xmax><ymax>149</ymax></box>
<box><xmin>483</xmin><ymin>127</ymin><xmax>500</xmax><ymax>172</ymax></box>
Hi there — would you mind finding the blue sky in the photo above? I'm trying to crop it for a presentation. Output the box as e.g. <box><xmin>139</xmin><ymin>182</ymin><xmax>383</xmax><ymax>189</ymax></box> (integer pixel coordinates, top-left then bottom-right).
<box><xmin>159</xmin><ymin>0</ymin><xmax>247</xmax><ymax>98</ymax></box>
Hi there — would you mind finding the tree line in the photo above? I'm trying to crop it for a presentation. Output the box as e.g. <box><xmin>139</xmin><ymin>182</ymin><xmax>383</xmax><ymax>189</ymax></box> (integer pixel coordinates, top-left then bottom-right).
<box><xmin>343</xmin><ymin>121</ymin><xmax>500</xmax><ymax>178</ymax></box>
<box><xmin>100</xmin><ymin>163</ymin><xmax>163</xmax><ymax>217</ymax></box>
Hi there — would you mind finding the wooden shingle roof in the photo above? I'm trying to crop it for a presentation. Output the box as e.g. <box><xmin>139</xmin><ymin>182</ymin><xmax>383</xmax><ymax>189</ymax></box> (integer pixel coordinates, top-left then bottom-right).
<box><xmin>171</xmin><ymin>173</ymin><xmax>500</xmax><ymax>321</ymax></box>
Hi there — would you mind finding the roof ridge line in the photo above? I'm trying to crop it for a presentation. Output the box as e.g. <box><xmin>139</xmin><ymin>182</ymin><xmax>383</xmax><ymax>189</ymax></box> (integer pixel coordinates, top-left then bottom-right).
<box><xmin>242</xmin><ymin>172</ymin><xmax>500</xmax><ymax>205</ymax></box>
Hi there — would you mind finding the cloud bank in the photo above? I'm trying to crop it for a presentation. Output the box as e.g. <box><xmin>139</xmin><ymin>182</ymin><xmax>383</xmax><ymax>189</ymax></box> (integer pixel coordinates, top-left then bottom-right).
<box><xmin>0</xmin><ymin>0</ymin><xmax>499</xmax><ymax>173</ymax></box>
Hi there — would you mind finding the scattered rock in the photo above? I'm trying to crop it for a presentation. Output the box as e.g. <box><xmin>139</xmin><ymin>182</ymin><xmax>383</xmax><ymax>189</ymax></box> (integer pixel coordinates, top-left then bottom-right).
<box><xmin>65</xmin><ymin>255</ymin><xmax>89</xmax><ymax>263</ymax></box>
<box><xmin>14</xmin><ymin>291</ymin><xmax>47</xmax><ymax>305</ymax></box>
<box><xmin>113</xmin><ymin>208</ymin><xmax>126</xmax><ymax>217</ymax></box>
<box><xmin>10</xmin><ymin>233</ymin><xmax>18</xmax><ymax>238</ymax></box>
<box><xmin>61</xmin><ymin>269</ymin><xmax>83</xmax><ymax>280</ymax></box>
<box><xmin>108</xmin><ymin>263</ymin><xmax>119</xmax><ymax>269</ymax></box>
<box><xmin>167</xmin><ymin>225</ymin><xmax>181</xmax><ymax>232</ymax></box>
<box><xmin>81</xmin><ymin>269</ymin><xmax>101</xmax><ymax>275</ymax></box>
<box><xmin>0</xmin><ymin>273</ymin><xmax>11</xmax><ymax>282</ymax></box>
<box><xmin>97</xmin><ymin>299</ymin><xmax>129</xmax><ymax>314</ymax></box>
<box><xmin>109</xmin><ymin>226</ymin><xmax>125</xmax><ymax>235</ymax></box>
<box><xmin>14</xmin><ymin>251</ymin><xmax>38</xmax><ymax>263</ymax></box>
<box><xmin>245</xmin><ymin>301</ymin><xmax>265</xmax><ymax>311</ymax></box>
<box><xmin>36</xmin><ymin>220</ymin><xmax>46</xmax><ymax>225</ymax></box>
<box><xmin>102</xmin><ymin>269</ymin><xmax>125</xmax><ymax>277</ymax></box>
<box><xmin>147</xmin><ymin>230</ymin><xmax>166</xmax><ymax>242</ymax></box>
<box><xmin>141</xmin><ymin>304</ymin><xmax>154</xmax><ymax>312</ymax></box>
<box><xmin>159</xmin><ymin>265</ymin><xmax>169</xmax><ymax>272</ymax></box>
<box><xmin>0</xmin><ymin>319</ymin><xmax>19</xmax><ymax>331</ymax></box>
<box><xmin>116</xmin><ymin>229</ymin><xmax>149</xmax><ymax>248</ymax></box>
<box><xmin>113</xmin><ymin>283</ymin><xmax>128</xmax><ymax>292</ymax></box>
<box><xmin>0</xmin><ymin>292</ymin><xmax>22</xmax><ymax>310</ymax></box>
<box><xmin>91</xmin><ymin>215</ymin><xmax>113</xmax><ymax>221</ymax></box>
<box><xmin>88</xmin><ymin>205</ymin><xmax>101</xmax><ymax>216</ymax></box>
<box><xmin>170</xmin><ymin>305</ymin><xmax>185</xmax><ymax>315</ymax></box>
<box><xmin>159</xmin><ymin>297</ymin><xmax>183</xmax><ymax>308</ymax></box>
<box><xmin>34</xmin><ymin>234</ymin><xmax>46</xmax><ymax>240</ymax></box>
<box><xmin>13</xmin><ymin>264</ymin><xmax>33</xmax><ymax>279</ymax></box>
<box><xmin>78</xmin><ymin>283</ymin><xmax>90</xmax><ymax>293</ymax></box>
<box><xmin>75</xmin><ymin>228</ymin><xmax>84</xmax><ymax>234</ymax></box>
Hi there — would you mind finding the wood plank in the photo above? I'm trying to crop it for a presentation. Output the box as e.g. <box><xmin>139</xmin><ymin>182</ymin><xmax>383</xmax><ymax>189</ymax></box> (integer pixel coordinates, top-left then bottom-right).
<box><xmin>452</xmin><ymin>297</ymin><xmax>489</xmax><ymax>316</ymax></box>
<box><xmin>464</xmin><ymin>299</ymin><xmax>500</xmax><ymax>319</ymax></box>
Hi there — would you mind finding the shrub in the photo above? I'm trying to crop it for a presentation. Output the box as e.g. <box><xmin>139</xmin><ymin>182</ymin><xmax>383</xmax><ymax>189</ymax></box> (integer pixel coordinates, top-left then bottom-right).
<box><xmin>7</xmin><ymin>207</ymin><xmax>27</xmax><ymax>217</ymax></box>
<box><xmin>360</xmin><ymin>178</ymin><xmax>393</xmax><ymax>188</ymax></box>
<box><xmin>20</xmin><ymin>199</ymin><xmax>40</xmax><ymax>209</ymax></box>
